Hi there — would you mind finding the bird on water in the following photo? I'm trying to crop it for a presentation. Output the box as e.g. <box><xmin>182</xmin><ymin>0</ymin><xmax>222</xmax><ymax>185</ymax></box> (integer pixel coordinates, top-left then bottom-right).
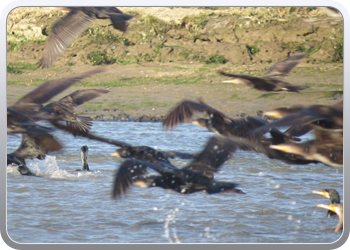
<box><xmin>317</xmin><ymin>203</ymin><xmax>343</xmax><ymax>232</ymax></box>
<box><xmin>312</xmin><ymin>189</ymin><xmax>341</xmax><ymax>217</ymax></box>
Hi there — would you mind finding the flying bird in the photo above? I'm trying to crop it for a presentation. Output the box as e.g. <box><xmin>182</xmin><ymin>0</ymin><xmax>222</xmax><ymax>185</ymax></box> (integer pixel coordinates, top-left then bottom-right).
<box><xmin>7</xmin><ymin>68</ymin><xmax>106</xmax><ymax>134</ymax></box>
<box><xmin>219</xmin><ymin>52</ymin><xmax>309</xmax><ymax>92</ymax></box>
<box><xmin>7</xmin><ymin>133</ymin><xmax>63</xmax><ymax>176</ymax></box>
<box><xmin>35</xmin><ymin>89</ymin><xmax>109</xmax><ymax>132</ymax></box>
<box><xmin>38</xmin><ymin>7</ymin><xmax>134</xmax><ymax>68</ymax></box>
<box><xmin>112</xmin><ymin>136</ymin><xmax>245</xmax><ymax>199</ymax></box>
<box><xmin>163</xmin><ymin>98</ymin><xmax>269</xmax><ymax>138</ymax></box>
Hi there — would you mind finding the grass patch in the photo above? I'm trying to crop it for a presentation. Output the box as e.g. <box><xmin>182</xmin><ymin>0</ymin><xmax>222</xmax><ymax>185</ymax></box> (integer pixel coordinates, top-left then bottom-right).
<box><xmin>77</xmin><ymin>75</ymin><xmax>206</xmax><ymax>88</ymax></box>
<box><xmin>246</xmin><ymin>44</ymin><xmax>260</xmax><ymax>55</ymax></box>
<box><xmin>181</xmin><ymin>15</ymin><xmax>209</xmax><ymax>30</ymax></box>
<box><xmin>7</xmin><ymin>62</ymin><xmax>38</xmax><ymax>74</ymax></box>
<box><xmin>229</xmin><ymin>93</ymin><xmax>246</xmax><ymax>100</ymax></box>
<box><xmin>139</xmin><ymin>15</ymin><xmax>173</xmax><ymax>37</ymax></box>
<box><xmin>7</xmin><ymin>78</ymin><xmax>48</xmax><ymax>86</ymax></box>
<box><xmin>87</xmin><ymin>51</ymin><xmax>116</xmax><ymax>66</ymax></box>
<box><xmin>84</xmin><ymin>28</ymin><xmax>135</xmax><ymax>46</ymax></box>
<box><xmin>141</xmin><ymin>101</ymin><xmax>169</xmax><ymax>108</ymax></box>
<box><xmin>258</xmin><ymin>93</ymin><xmax>286</xmax><ymax>100</ymax></box>
<box><xmin>205</xmin><ymin>55</ymin><xmax>228</xmax><ymax>64</ymax></box>
<box><xmin>332</xmin><ymin>40</ymin><xmax>343</xmax><ymax>62</ymax></box>
<box><xmin>321</xmin><ymin>91</ymin><xmax>343</xmax><ymax>98</ymax></box>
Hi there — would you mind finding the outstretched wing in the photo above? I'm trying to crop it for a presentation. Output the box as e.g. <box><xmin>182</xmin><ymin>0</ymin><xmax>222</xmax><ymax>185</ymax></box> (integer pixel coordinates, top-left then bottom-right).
<box><xmin>163</xmin><ymin>99</ymin><xmax>231</xmax><ymax>129</ymax></box>
<box><xmin>112</xmin><ymin>159</ymin><xmax>178</xmax><ymax>199</ymax></box>
<box><xmin>264</xmin><ymin>52</ymin><xmax>305</xmax><ymax>77</ymax></box>
<box><xmin>183</xmin><ymin>136</ymin><xmax>237</xmax><ymax>178</ymax></box>
<box><xmin>38</xmin><ymin>9</ymin><xmax>95</xmax><ymax>68</ymax></box>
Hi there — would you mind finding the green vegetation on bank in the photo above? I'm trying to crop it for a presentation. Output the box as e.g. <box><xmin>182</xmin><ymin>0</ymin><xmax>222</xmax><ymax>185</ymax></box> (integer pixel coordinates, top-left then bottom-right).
<box><xmin>7</xmin><ymin>7</ymin><xmax>343</xmax><ymax>68</ymax></box>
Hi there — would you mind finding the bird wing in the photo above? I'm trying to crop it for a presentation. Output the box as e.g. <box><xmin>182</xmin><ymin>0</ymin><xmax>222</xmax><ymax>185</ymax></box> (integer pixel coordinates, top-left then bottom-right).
<box><xmin>162</xmin><ymin>99</ymin><xmax>231</xmax><ymax>129</ymax></box>
<box><xmin>264</xmin><ymin>52</ymin><xmax>305</xmax><ymax>77</ymax></box>
<box><xmin>12</xmin><ymin>68</ymin><xmax>105</xmax><ymax>108</ymax></box>
<box><xmin>112</xmin><ymin>159</ymin><xmax>179</xmax><ymax>198</ymax></box>
<box><xmin>8</xmin><ymin>133</ymin><xmax>62</xmax><ymax>160</ymax></box>
<box><xmin>56</xmin><ymin>89</ymin><xmax>110</xmax><ymax>107</ymax></box>
<box><xmin>7</xmin><ymin>108</ymin><xmax>53</xmax><ymax>134</ymax></box>
<box><xmin>93</xmin><ymin>7</ymin><xmax>134</xmax><ymax>32</ymax></box>
<box><xmin>182</xmin><ymin>136</ymin><xmax>237</xmax><ymax>178</ymax></box>
<box><xmin>49</xmin><ymin>119</ymin><xmax>133</xmax><ymax>147</ymax></box>
<box><xmin>38</xmin><ymin>9</ymin><xmax>95</xmax><ymax>68</ymax></box>
<box><xmin>245</xmin><ymin>105</ymin><xmax>342</xmax><ymax>140</ymax></box>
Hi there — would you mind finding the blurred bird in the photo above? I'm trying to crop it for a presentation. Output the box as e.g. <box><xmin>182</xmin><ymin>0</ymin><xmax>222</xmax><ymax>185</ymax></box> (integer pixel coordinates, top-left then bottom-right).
<box><xmin>163</xmin><ymin>98</ymin><xmax>269</xmax><ymax>138</ymax></box>
<box><xmin>219</xmin><ymin>52</ymin><xmax>309</xmax><ymax>92</ymax></box>
<box><xmin>35</xmin><ymin>89</ymin><xmax>109</xmax><ymax>132</ymax></box>
<box><xmin>7</xmin><ymin>68</ymin><xmax>106</xmax><ymax>134</ymax></box>
<box><xmin>7</xmin><ymin>133</ymin><xmax>62</xmax><ymax>176</ymax></box>
<box><xmin>317</xmin><ymin>203</ymin><xmax>343</xmax><ymax>232</ymax></box>
<box><xmin>112</xmin><ymin>136</ymin><xmax>245</xmax><ymax>198</ymax></box>
<box><xmin>38</xmin><ymin>7</ymin><xmax>134</xmax><ymax>68</ymax></box>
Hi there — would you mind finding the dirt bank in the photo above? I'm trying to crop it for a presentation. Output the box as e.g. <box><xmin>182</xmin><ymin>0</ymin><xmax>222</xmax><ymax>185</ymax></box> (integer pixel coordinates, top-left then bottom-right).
<box><xmin>6</xmin><ymin>7</ymin><xmax>343</xmax><ymax>121</ymax></box>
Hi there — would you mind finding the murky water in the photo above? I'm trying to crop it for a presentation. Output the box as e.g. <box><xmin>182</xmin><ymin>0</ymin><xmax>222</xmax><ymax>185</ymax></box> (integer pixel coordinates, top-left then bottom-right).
<box><xmin>6</xmin><ymin>121</ymin><xmax>343</xmax><ymax>243</ymax></box>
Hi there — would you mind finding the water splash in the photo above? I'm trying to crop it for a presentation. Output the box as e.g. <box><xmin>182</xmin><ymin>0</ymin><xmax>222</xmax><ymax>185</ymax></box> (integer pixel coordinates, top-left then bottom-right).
<box><xmin>163</xmin><ymin>208</ymin><xmax>181</xmax><ymax>243</ymax></box>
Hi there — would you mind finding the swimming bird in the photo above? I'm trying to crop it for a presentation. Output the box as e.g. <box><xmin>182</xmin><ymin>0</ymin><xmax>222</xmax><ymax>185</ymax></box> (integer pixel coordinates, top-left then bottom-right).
<box><xmin>163</xmin><ymin>98</ymin><xmax>269</xmax><ymax>137</ymax></box>
<box><xmin>112</xmin><ymin>136</ymin><xmax>245</xmax><ymax>198</ymax></box>
<box><xmin>76</xmin><ymin>145</ymin><xmax>90</xmax><ymax>171</ymax></box>
<box><xmin>312</xmin><ymin>189</ymin><xmax>341</xmax><ymax>217</ymax></box>
<box><xmin>35</xmin><ymin>89</ymin><xmax>109</xmax><ymax>132</ymax></box>
<box><xmin>7</xmin><ymin>68</ymin><xmax>106</xmax><ymax>134</ymax></box>
<box><xmin>38</xmin><ymin>7</ymin><xmax>134</xmax><ymax>68</ymax></box>
<box><xmin>7</xmin><ymin>133</ymin><xmax>63</xmax><ymax>176</ymax></box>
<box><xmin>317</xmin><ymin>203</ymin><xmax>343</xmax><ymax>232</ymax></box>
<box><xmin>219</xmin><ymin>52</ymin><xmax>309</xmax><ymax>92</ymax></box>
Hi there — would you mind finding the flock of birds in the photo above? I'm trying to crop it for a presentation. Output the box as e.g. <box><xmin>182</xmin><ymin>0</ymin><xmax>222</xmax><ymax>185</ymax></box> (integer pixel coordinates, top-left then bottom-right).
<box><xmin>7</xmin><ymin>7</ymin><xmax>343</xmax><ymax>235</ymax></box>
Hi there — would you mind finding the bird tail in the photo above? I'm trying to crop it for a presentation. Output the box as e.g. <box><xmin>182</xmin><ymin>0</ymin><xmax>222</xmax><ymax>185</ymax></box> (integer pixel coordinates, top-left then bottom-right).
<box><xmin>284</xmin><ymin>85</ymin><xmax>310</xmax><ymax>92</ymax></box>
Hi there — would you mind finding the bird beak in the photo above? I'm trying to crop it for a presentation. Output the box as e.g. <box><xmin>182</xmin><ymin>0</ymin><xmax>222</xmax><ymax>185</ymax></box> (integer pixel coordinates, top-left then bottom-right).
<box><xmin>110</xmin><ymin>151</ymin><xmax>121</xmax><ymax>157</ymax></box>
<box><xmin>133</xmin><ymin>181</ymin><xmax>149</xmax><ymax>188</ymax></box>
<box><xmin>312</xmin><ymin>190</ymin><xmax>329</xmax><ymax>198</ymax></box>
<box><xmin>222</xmin><ymin>79</ymin><xmax>239</xmax><ymax>84</ymax></box>
<box><xmin>269</xmin><ymin>144</ymin><xmax>290</xmax><ymax>152</ymax></box>
<box><xmin>263</xmin><ymin>110</ymin><xmax>283</xmax><ymax>119</ymax></box>
<box><xmin>317</xmin><ymin>204</ymin><xmax>336</xmax><ymax>213</ymax></box>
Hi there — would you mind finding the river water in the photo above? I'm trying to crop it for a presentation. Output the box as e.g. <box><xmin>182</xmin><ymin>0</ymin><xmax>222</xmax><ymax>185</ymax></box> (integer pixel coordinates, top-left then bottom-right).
<box><xmin>6</xmin><ymin>121</ymin><xmax>343</xmax><ymax>244</ymax></box>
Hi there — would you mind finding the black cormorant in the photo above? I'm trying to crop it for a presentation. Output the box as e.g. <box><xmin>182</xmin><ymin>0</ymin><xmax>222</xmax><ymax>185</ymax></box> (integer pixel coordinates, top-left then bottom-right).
<box><xmin>112</xmin><ymin>136</ymin><xmax>245</xmax><ymax>198</ymax></box>
<box><xmin>219</xmin><ymin>52</ymin><xmax>309</xmax><ymax>92</ymax></box>
<box><xmin>312</xmin><ymin>189</ymin><xmax>341</xmax><ymax>217</ymax></box>
<box><xmin>317</xmin><ymin>203</ymin><xmax>343</xmax><ymax>232</ymax></box>
<box><xmin>38</xmin><ymin>7</ymin><xmax>134</xmax><ymax>68</ymax></box>
<box><xmin>36</xmin><ymin>89</ymin><xmax>109</xmax><ymax>132</ymax></box>
<box><xmin>76</xmin><ymin>145</ymin><xmax>90</xmax><ymax>171</ymax></box>
<box><xmin>163</xmin><ymin>98</ymin><xmax>268</xmax><ymax>137</ymax></box>
<box><xmin>7</xmin><ymin>68</ymin><xmax>106</xmax><ymax>134</ymax></box>
<box><xmin>257</xmin><ymin>103</ymin><xmax>343</xmax><ymax>167</ymax></box>
<box><xmin>7</xmin><ymin>133</ymin><xmax>62</xmax><ymax>175</ymax></box>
